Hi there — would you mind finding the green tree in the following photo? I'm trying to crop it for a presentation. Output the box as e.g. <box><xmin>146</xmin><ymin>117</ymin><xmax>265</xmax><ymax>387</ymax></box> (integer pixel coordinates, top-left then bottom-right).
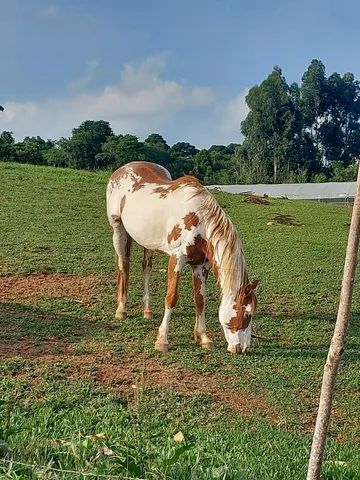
<box><xmin>65</xmin><ymin>120</ymin><xmax>113</xmax><ymax>169</ymax></box>
<box><xmin>143</xmin><ymin>133</ymin><xmax>171</xmax><ymax>169</ymax></box>
<box><xmin>14</xmin><ymin>136</ymin><xmax>53</xmax><ymax>165</ymax></box>
<box><xmin>44</xmin><ymin>140</ymin><xmax>72</xmax><ymax>168</ymax></box>
<box><xmin>320</xmin><ymin>72</ymin><xmax>360</xmax><ymax>165</ymax></box>
<box><xmin>241</xmin><ymin>67</ymin><xmax>301</xmax><ymax>182</ymax></box>
<box><xmin>144</xmin><ymin>133</ymin><xmax>170</xmax><ymax>151</ymax></box>
<box><xmin>191</xmin><ymin>149</ymin><xmax>213</xmax><ymax>183</ymax></box>
<box><xmin>300</xmin><ymin>60</ymin><xmax>327</xmax><ymax>132</ymax></box>
<box><xmin>97</xmin><ymin>134</ymin><xmax>147</xmax><ymax>170</ymax></box>
<box><xmin>0</xmin><ymin>131</ymin><xmax>15</xmax><ymax>161</ymax></box>
<box><xmin>331</xmin><ymin>160</ymin><xmax>358</xmax><ymax>181</ymax></box>
<box><xmin>168</xmin><ymin>142</ymin><xmax>198</xmax><ymax>178</ymax></box>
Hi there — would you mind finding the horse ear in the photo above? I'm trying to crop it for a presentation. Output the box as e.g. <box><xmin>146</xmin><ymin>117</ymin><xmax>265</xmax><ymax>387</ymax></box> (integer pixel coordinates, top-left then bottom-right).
<box><xmin>251</xmin><ymin>279</ymin><xmax>259</xmax><ymax>290</ymax></box>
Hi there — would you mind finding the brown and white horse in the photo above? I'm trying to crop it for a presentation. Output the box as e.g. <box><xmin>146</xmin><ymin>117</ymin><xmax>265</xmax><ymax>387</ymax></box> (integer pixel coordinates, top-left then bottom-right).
<box><xmin>106</xmin><ymin>161</ymin><xmax>258</xmax><ymax>354</ymax></box>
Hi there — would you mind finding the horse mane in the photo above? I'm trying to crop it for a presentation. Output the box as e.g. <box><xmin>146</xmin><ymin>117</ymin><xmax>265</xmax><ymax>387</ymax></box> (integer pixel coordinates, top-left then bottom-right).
<box><xmin>199</xmin><ymin>191</ymin><xmax>248</xmax><ymax>294</ymax></box>
<box><xmin>165</xmin><ymin>175</ymin><xmax>248</xmax><ymax>294</ymax></box>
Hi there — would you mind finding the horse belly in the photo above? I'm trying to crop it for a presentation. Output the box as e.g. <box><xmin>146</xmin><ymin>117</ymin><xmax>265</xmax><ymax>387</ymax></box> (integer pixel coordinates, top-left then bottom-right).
<box><xmin>120</xmin><ymin>192</ymin><xmax>181</xmax><ymax>251</ymax></box>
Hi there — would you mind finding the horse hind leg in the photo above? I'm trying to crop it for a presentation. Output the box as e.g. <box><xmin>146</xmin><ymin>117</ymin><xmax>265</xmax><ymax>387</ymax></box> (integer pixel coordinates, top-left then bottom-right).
<box><xmin>111</xmin><ymin>218</ymin><xmax>132</xmax><ymax>320</ymax></box>
<box><xmin>142</xmin><ymin>248</ymin><xmax>154</xmax><ymax>319</ymax></box>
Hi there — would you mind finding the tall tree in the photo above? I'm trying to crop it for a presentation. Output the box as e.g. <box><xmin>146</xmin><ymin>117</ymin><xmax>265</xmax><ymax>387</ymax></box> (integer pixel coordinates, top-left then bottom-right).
<box><xmin>241</xmin><ymin>67</ymin><xmax>301</xmax><ymax>182</ymax></box>
<box><xmin>320</xmin><ymin>72</ymin><xmax>360</xmax><ymax>165</ymax></box>
<box><xmin>65</xmin><ymin>120</ymin><xmax>113</xmax><ymax>169</ymax></box>
<box><xmin>300</xmin><ymin>60</ymin><xmax>327</xmax><ymax>132</ymax></box>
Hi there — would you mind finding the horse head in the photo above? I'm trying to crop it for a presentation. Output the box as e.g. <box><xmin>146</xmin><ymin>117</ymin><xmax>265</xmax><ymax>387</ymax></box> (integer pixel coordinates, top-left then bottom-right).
<box><xmin>219</xmin><ymin>280</ymin><xmax>258</xmax><ymax>353</ymax></box>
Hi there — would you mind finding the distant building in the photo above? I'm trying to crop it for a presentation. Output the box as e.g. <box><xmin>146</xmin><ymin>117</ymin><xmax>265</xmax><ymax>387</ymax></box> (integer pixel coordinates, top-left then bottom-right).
<box><xmin>208</xmin><ymin>182</ymin><xmax>356</xmax><ymax>204</ymax></box>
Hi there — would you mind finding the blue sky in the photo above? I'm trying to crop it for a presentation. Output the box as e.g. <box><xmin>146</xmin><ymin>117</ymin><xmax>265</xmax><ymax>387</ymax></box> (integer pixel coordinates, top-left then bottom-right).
<box><xmin>1</xmin><ymin>0</ymin><xmax>360</xmax><ymax>147</ymax></box>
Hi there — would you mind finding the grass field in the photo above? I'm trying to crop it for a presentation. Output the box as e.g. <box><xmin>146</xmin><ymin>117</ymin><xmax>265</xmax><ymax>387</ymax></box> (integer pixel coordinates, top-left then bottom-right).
<box><xmin>0</xmin><ymin>161</ymin><xmax>359</xmax><ymax>479</ymax></box>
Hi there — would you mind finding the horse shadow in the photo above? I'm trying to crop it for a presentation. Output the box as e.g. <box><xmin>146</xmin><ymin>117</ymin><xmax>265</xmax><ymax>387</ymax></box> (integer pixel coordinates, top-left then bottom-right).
<box><xmin>0</xmin><ymin>301</ymin><xmax>101</xmax><ymax>358</ymax></box>
<box><xmin>253</xmin><ymin>311</ymin><xmax>360</xmax><ymax>362</ymax></box>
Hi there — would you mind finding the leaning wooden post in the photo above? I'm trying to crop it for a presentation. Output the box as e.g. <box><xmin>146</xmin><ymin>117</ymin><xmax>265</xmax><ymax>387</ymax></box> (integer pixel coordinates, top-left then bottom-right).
<box><xmin>307</xmin><ymin>161</ymin><xmax>360</xmax><ymax>480</ymax></box>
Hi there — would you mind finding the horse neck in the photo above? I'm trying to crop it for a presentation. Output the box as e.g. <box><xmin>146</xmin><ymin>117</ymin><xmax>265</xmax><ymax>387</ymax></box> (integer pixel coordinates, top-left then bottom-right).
<box><xmin>205</xmin><ymin>227</ymin><xmax>248</xmax><ymax>302</ymax></box>
<box><xmin>197</xmin><ymin>190</ymin><xmax>248</xmax><ymax>301</ymax></box>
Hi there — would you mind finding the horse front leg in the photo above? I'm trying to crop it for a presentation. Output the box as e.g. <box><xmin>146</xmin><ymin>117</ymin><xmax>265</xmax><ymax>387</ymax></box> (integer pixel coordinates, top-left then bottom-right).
<box><xmin>155</xmin><ymin>254</ymin><xmax>184</xmax><ymax>353</ymax></box>
<box><xmin>192</xmin><ymin>262</ymin><xmax>213</xmax><ymax>349</ymax></box>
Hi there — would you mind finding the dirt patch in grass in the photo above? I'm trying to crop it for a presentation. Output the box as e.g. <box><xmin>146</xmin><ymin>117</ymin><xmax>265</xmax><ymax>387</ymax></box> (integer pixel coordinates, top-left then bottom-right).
<box><xmin>97</xmin><ymin>355</ymin><xmax>281</xmax><ymax>421</ymax></box>
<box><xmin>2</xmin><ymin>340</ymin><xmax>280</xmax><ymax>422</ymax></box>
<box><xmin>243</xmin><ymin>194</ymin><xmax>270</xmax><ymax>205</ymax></box>
<box><xmin>268</xmin><ymin>214</ymin><xmax>303</xmax><ymax>227</ymax></box>
<box><xmin>0</xmin><ymin>338</ymin><xmax>74</xmax><ymax>358</ymax></box>
<box><xmin>0</xmin><ymin>272</ymin><xmax>101</xmax><ymax>305</ymax></box>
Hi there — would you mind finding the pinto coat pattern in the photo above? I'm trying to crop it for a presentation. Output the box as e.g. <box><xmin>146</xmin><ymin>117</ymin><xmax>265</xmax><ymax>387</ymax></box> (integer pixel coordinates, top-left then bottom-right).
<box><xmin>106</xmin><ymin>161</ymin><xmax>257</xmax><ymax>354</ymax></box>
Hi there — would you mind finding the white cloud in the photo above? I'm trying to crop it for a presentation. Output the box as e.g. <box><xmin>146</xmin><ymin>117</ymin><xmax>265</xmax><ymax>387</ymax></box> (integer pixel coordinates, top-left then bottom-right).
<box><xmin>1</xmin><ymin>55</ymin><xmax>215</xmax><ymax>142</ymax></box>
<box><xmin>218</xmin><ymin>89</ymin><xmax>249</xmax><ymax>137</ymax></box>
<box><xmin>0</xmin><ymin>55</ymin><xmax>251</xmax><ymax>147</ymax></box>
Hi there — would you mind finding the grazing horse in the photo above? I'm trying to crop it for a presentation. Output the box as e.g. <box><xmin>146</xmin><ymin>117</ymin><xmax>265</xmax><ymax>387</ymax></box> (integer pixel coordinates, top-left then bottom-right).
<box><xmin>106</xmin><ymin>161</ymin><xmax>258</xmax><ymax>354</ymax></box>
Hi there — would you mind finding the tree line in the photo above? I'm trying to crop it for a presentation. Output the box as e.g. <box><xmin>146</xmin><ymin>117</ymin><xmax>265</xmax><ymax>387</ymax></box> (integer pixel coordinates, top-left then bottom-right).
<box><xmin>1</xmin><ymin>59</ymin><xmax>359</xmax><ymax>184</ymax></box>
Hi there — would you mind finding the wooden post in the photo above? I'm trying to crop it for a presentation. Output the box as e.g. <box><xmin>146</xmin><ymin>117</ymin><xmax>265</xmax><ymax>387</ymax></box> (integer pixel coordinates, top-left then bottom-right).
<box><xmin>307</xmin><ymin>161</ymin><xmax>360</xmax><ymax>480</ymax></box>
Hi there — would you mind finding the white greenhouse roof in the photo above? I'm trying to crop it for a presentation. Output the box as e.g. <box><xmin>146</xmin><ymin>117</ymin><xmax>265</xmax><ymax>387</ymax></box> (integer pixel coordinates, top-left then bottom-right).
<box><xmin>208</xmin><ymin>182</ymin><xmax>356</xmax><ymax>200</ymax></box>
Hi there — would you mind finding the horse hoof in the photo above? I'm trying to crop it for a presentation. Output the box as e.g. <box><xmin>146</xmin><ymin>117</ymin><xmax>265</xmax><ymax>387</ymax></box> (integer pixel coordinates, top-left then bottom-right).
<box><xmin>155</xmin><ymin>341</ymin><xmax>168</xmax><ymax>353</ymax></box>
<box><xmin>115</xmin><ymin>311</ymin><xmax>127</xmax><ymax>320</ymax></box>
<box><xmin>143</xmin><ymin>310</ymin><xmax>153</xmax><ymax>320</ymax></box>
<box><xmin>194</xmin><ymin>333</ymin><xmax>212</xmax><ymax>349</ymax></box>
<box><xmin>227</xmin><ymin>344</ymin><xmax>241</xmax><ymax>354</ymax></box>
<box><xmin>201</xmin><ymin>341</ymin><xmax>213</xmax><ymax>350</ymax></box>
<box><xmin>194</xmin><ymin>332</ymin><xmax>201</xmax><ymax>344</ymax></box>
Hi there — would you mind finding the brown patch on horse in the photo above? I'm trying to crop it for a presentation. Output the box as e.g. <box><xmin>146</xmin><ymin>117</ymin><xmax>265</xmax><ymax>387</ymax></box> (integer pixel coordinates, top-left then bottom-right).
<box><xmin>115</xmin><ymin>236</ymin><xmax>132</xmax><ymax>306</ymax></box>
<box><xmin>167</xmin><ymin>224</ymin><xmax>182</xmax><ymax>244</ymax></box>
<box><xmin>111</xmin><ymin>161</ymin><xmax>169</xmax><ymax>182</ymax></box>
<box><xmin>153</xmin><ymin>185</ymin><xmax>171</xmax><ymax>198</ymax></box>
<box><xmin>186</xmin><ymin>235</ymin><xmax>219</xmax><ymax>278</ymax></box>
<box><xmin>120</xmin><ymin>195</ymin><xmax>126</xmax><ymax>213</ymax></box>
<box><xmin>165</xmin><ymin>255</ymin><xmax>180</xmax><ymax>308</ymax></box>
<box><xmin>110</xmin><ymin>162</ymin><xmax>171</xmax><ymax>193</ymax></box>
<box><xmin>227</xmin><ymin>284</ymin><xmax>257</xmax><ymax>333</ymax></box>
<box><xmin>192</xmin><ymin>273</ymin><xmax>204</xmax><ymax>314</ymax></box>
<box><xmin>130</xmin><ymin>162</ymin><xmax>171</xmax><ymax>182</ymax></box>
<box><xmin>186</xmin><ymin>235</ymin><xmax>207</xmax><ymax>265</ymax></box>
<box><xmin>183</xmin><ymin>212</ymin><xmax>199</xmax><ymax>230</ymax></box>
<box><xmin>153</xmin><ymin>175</ymin><xmax>204</xmax><ymax>199</ymax></box>
<box><xmin>130</xmin><ymin>173</ymin><xmax>145</xmax><ymax>193</ymax></box>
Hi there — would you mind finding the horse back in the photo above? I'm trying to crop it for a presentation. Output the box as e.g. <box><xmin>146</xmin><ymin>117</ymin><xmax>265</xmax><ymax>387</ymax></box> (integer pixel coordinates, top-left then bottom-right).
<box><xmin>106</xmin><ymin>161</ymin><xmax>206</xmax><ymax>253</ymax></box>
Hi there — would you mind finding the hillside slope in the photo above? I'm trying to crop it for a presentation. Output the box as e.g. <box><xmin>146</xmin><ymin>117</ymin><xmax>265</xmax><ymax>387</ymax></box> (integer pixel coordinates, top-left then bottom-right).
<box><xmin>0</xmin><ymin>162</ymin><xmax>359</xmax><ymax>479</ymax></box>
